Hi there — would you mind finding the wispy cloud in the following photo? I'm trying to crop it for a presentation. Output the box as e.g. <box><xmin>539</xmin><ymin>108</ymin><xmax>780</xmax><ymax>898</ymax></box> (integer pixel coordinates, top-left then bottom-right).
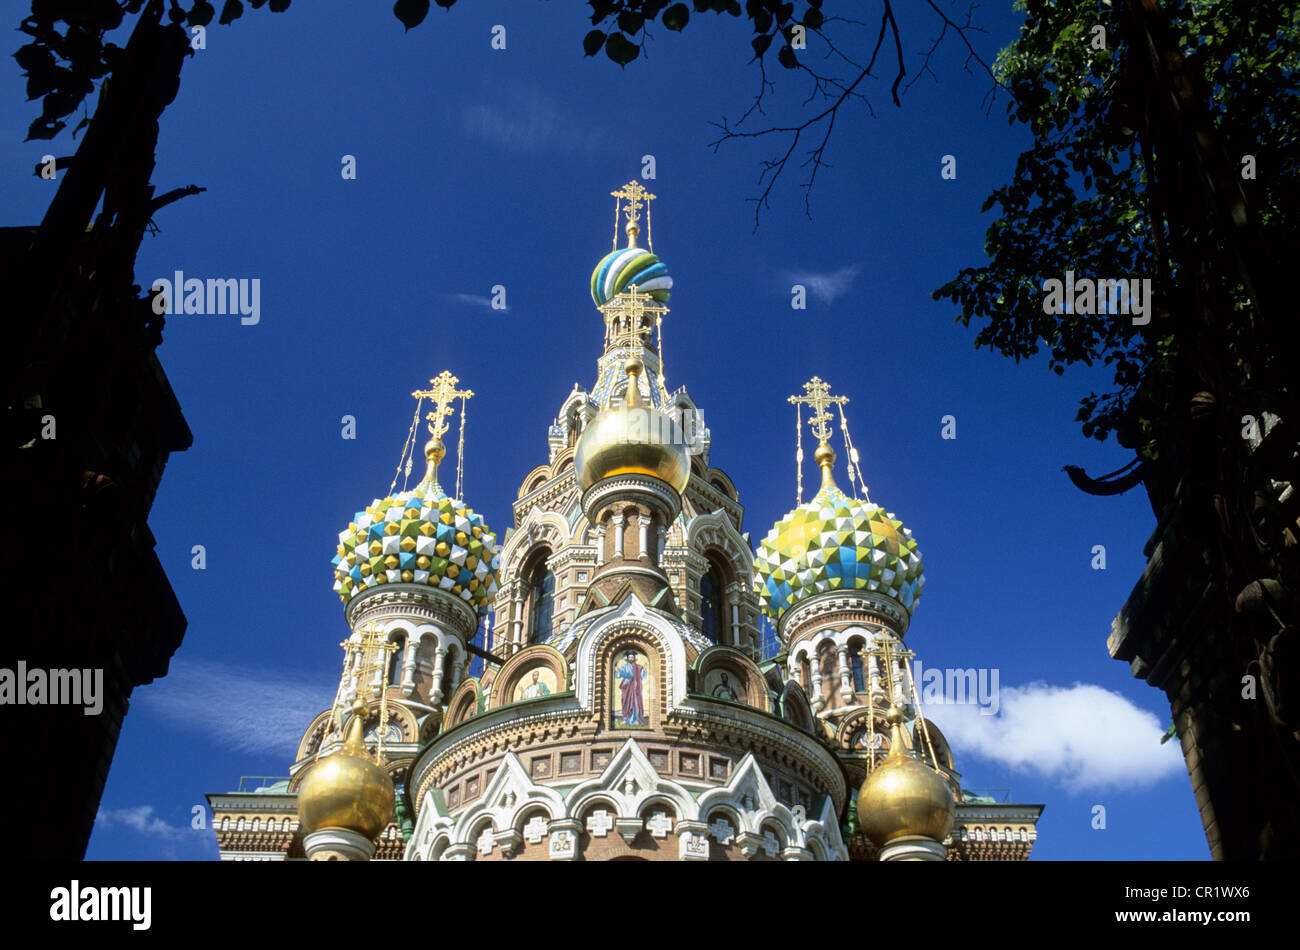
<box><xmin>460</xmin><ymin>88</ymin><xmax>611</xmax><ymax>153</ymax></box>
<box><xmin>94</xmin><ymin>804</ymin><xmax>219</xmax><ymax>859</ymax></box>
<box><xmin>784</xmin><ymin>264</ymin><xmax>861</xmax><ymax>304</ymax></box>
<box><xmin>97</xmin><ymin>804</ymin><xmax>192</xmax><ymax>842</ymax></box>
<box><xmin>929</xmin><ymin>682</ymin><xmax>1184</xmax><ymax>793</ymax></box>
<box><xmin>440</xmin><ymin>292</ymin><xmax>503</xmax><ymax>311</ymax></box>
<box><xmin>134</xmin><ymin>658</ymin><xmax>333</xmax><ymax>756</ymax></box>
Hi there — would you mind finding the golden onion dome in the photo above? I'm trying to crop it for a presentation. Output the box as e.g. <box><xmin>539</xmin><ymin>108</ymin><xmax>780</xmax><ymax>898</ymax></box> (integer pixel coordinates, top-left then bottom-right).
<box><xmin>856</xmin><ymin>707</ymin><xmax>955</xmax><ymax>847</ymax></box>
<box><xmin>297</xmin><ymin>701</ymin><xmax>396</xmax><ymax>841</ymax></box>
<box><xmin>575</xmin><ymin>358</ymin><xmax>690</xmax><ymax>494</ymax></box>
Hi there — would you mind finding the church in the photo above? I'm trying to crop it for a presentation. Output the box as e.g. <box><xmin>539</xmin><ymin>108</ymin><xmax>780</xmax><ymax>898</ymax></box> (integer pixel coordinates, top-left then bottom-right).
<box><xmin>206</xmin><ymin>181</ymin><xmax>1042</xmax><ymax>861</ymax></box>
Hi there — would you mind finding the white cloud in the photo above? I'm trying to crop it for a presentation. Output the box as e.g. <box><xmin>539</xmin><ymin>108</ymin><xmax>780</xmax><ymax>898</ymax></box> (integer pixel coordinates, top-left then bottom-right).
<box><xmin>133</xmin><ymin>658</ymin><xmax>334</xmax><ymax>756</ymax></box>
<box><xmin>96</xmin><ymin>805</ymin><xmax>194</xmax><ymax>845</ymax></box>
<box><xmin>784</xmin><ymin>264</ymin><xmax>861</xmax><ymax>304</ymax></box>
<box><xmin>927</xmin><ymin>682</ymin><xmax>1184</xmax><ymax>793</ymax></box>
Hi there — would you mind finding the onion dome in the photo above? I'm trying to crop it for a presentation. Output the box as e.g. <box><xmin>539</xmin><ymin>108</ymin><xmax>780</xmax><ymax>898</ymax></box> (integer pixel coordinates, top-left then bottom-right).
<box><xmin>591</xmin><ymin>244</ymin><xmax>672</xmax><ymax>305</ymax></box>
<box><xmin>753</xmin><ymin>442</ymin><xmax>923</xmax><ymax>622</ymax></box>
<box><xmin>856</xmin><ymin>707</ymin><xmax>955</xmax><ymax>847</ymax></box>
<box><xmin>575</xmin><ymin>358</ymin><xmax>690</xmax><ymax>493</ymax></box>
<box><xmin>297</xmin><ymin>700</ymin><xmax>396</xmax><ymax>841</ymax></box>
<box><xmin>331</xmin><ymin>439</ymin><xmax>500</xmax><ymax>612</ymax></box>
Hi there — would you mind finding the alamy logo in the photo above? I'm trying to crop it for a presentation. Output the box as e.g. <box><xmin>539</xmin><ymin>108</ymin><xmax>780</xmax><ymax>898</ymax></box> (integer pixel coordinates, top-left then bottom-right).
<box><xmin>50</xmin><ymin>881</ymin><xmax>151</xmax><ymax>930</ymax></box>
<box><xmin>612</xmin><ymin>404</ymin><xmax>707</xmax><ymax>456</ymax></box>
<box><xmin>1041</xmin><ymin>270</ymin><xmax>1152</xmax><ymax>326</ymax></box>
<box><xmin>912</xmin><ymin>661</ymin><xmax>1000</xmax><ymax>715</ymax></box>
<box><xmin>0</xmin><ymin>662</ymin><xmax>103</xmax><ymax>715</ymax></box>
<box><xmin>151</xmin><ymin>270</ymin><xmax>260</xmax><ymax>325</ymax></box>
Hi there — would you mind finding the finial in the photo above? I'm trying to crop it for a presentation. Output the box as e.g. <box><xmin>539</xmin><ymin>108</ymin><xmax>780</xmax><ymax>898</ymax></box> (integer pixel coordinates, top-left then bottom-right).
<box><xmin>343</xmin><ymin>699</ymin><xmax>369</xmax><ymax>756</ymax></box>
<box><xmin>411</xmin><ymin>371</ymin><xmax>473</xmax><ymax>488</ymax></box>
<box><xmin>611</xmin><ymin>180</ymin><xmax>656</xmax><ymax>249</ymax></box>
<box><xmin>623</xmin><ymin>358</ymin><xmax>644</xmax><ymax>408</ymax></box>
<box><xmin>789</xmin><ymin>377</ymin><xmax>849</xmax><ymax>494</ymax></box>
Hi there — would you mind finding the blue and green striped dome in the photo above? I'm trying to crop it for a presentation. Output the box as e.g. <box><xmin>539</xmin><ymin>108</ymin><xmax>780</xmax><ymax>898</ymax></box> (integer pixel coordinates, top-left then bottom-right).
<box><xmin>591</xmin><ymin>245</ymin><xmax>672</xmax><ymax>305</ymax></box>
<box><xmin>332</xmin><ymin>479</ymin><xmax>499</xmax><ymax>614</ymax></box>
<box><xmin>753</xmin><ymin>484</ymin><xmax>924</xmax><ymax>622</ymax></box>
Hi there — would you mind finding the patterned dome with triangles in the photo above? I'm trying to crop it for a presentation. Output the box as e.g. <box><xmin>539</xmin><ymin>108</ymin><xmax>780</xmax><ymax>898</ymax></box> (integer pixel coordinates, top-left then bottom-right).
<box><xmin>753</xmin><ymin>480</ymin><xmax>924</xmax><ymax>622</ymax></box>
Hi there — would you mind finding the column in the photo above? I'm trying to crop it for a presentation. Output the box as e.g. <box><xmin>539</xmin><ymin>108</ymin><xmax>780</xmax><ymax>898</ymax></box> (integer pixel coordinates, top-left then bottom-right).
<box><xmin>810</xmin><ymin>666</ymin><xmax>825</xmax><ymax>712</ymax></box>
<box><xmin>596</xmin><ymin>522</ymin><xmax>607</xmax><ymax>566</ymax></box>
<box><xmin>656</xmin><ymin>525</ymin><xmax>666</xmax><ymax>562</ymax></box>
<box><xmin>868</xmin><ymin>651</ymin><xmax>884</xmax><ymax>701</ymax></box>
<box><xmin>837</xmin><ymin>645</ymin><xmax>853</xmax><ymax>698</ymax></box>
<box><xmin>730</xmin><ymin>599</ymin><xmax>740</xmax><ymax>647</ymax></box>
<box><xmin>401</xmin><ymin>638</ymin><xmax>418</xmax><ymax>696</ymax></box>
<box><xmin>637</xmin><ymin>513</ymin><xmax>649</xmax><ymax>559</ymax></box>
<box><xmin>612</xmin><ymin>513</ymin><xmax>625</xmax><ymax>558</ymax></box>
<box><xmin>430</xmin><ymin>647</ymin><xmax>448</xmax><ymax>705</ymax></box>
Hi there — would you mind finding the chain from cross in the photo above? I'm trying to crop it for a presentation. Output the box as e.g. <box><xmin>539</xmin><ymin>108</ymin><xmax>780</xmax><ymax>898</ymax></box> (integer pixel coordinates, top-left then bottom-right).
<box><xmin>788</xmin><ymin>376</ymin><xmax>849</xmax><ymax>444</ymax></box>
<box><xmin>611</xmin><ymin>180</ymin><xmax>656</xmax><ymax>229</ymax></box>
<box><xmin>412</xmin><ymin>370</ymin><xmax>474</xmax><ymax>442</ymax></box>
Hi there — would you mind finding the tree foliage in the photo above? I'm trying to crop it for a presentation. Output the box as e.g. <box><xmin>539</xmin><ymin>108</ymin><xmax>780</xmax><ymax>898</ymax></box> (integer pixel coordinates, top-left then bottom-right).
<box><xmin>934</xmin><ymin>0</ymin><xmax>1300</xmax><ymax>445</ymax></box>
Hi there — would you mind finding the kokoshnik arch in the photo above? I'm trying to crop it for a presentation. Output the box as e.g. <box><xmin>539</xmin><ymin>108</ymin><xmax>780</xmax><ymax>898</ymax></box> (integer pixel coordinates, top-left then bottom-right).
<box><xmin>206</xmin><ymin>181</ymin><xmax>1043</xmax><ymax>862</ymax></box>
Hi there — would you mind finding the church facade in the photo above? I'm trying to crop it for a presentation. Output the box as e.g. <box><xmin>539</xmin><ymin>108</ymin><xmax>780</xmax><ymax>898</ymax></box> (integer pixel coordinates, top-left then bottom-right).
<box><xmin>207</xmin><ymin>182</ymin><xmax>1041</xmax><ymax>861</ymax></box>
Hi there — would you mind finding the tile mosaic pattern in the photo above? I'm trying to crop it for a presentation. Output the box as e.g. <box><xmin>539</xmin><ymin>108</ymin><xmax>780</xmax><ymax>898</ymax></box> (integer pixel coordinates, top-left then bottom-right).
<box><xmin>332</xmin><ymin>479</ymin><xmax>499</xmax><ymax>613</ymax></box>
<box><xmin>753</xmin><ymin>484</ymin><xmax>924</xmax><ymax>621</ymax></box>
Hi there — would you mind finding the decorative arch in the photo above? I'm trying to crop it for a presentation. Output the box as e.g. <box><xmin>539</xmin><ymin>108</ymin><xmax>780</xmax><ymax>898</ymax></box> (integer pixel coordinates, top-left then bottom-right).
<box><xmin>704</xmin><ymin>466</ymin><xmax>738</xmax><ymax>501</ymax></box>
<box><xmin>778</xmin><ymin>681</ymin><xmax>816</xmax><ymax>734</ymax></box>
<box><xmin>549</xmin><ymin>445</ymin><xmax>577</xmax><ymax>476</ymax></box>
<box><xmin>573</xmin><ymin>596</ymin><xmax>688</xmax><ymax>720</ymax></box>
<box><xmin>915</xmin><ymin>717</ymin><xmax>956</xmax><ymax>771</ymax></box>
<box><xmin>445</xmin><ymin>677</ymin><xmax>482</xmax><ymax>728</ymax></box>
<box><xmin>490</xmin><ymin>644</ymin><xmax>570</xmax><ymax>709</ymax></box>
<box><xmin>294</xmin><ymin>709</ymin><xmax>334</xmax><ymax>763</ymax></box>
<box><xmin>450</xmin><ymin>752</ymin><xmax>566</xmax><ymax>849</ymax></box>
<box><xmin>693</xmin><ymin>645</ymin><xmax>768</xmax><ymax>711</ymax></box>
<box><xmin>518</xmin><ymin>464</ymin><xmax>551</xmax><ymax>498</ymax></box>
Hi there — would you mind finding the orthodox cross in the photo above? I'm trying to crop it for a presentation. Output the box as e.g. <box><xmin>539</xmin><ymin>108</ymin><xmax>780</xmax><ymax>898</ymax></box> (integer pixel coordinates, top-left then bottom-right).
<box><xmin>611</xmin><ymin>179</ymin><xmax>656</xmax><ymax>248</ymax></box>
<box><xmin>788</xmin><ymin>376</ymin><xmax>849</xmax><ymax>444</ymax></box>
<box><xmin>412</xmin><ymin>370</ymin><xmax>474</xmax><ymax>443</ymax></box>
<box><xmin>333</xmin><ymin>621</ymin><xmax>399</xmax><ymax>760</ymax></box>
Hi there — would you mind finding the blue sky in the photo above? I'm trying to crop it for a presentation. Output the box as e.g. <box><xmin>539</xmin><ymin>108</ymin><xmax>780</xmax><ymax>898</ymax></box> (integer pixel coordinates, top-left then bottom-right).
<box><xmin>3</xmin><ymin>0</ymin><xmax>1206</xmax><ymax>859</ymax></box>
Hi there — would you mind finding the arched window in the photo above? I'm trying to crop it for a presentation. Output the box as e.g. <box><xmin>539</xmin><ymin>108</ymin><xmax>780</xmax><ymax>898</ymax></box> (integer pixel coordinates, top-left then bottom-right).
<box><xmin>528</xmin><ymin>557</ymin><xmax>555</xmax><ymax>643</ymax></box>
<box><xmin>699</xmin><ymin>563</ymin><xmax>725</xmax><ymax>643</ymax></box>
<box><xmin>848</xmin><ymin>642</ymin><xmax>865</xmax><ymax>693</ymax></box>
<box><xmin>388</xmin><ymin>635</ymin><xmax>405</xmax><ymax>686</ymax></box>
<box><xmin>800</xmin><ymin>655</ymin><xmax>812</xmax><ymax>692</ymax></box>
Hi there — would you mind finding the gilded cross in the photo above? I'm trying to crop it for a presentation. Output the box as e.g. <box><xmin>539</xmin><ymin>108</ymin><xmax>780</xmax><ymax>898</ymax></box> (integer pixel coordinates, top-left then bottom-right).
<box><xmin>334</xmin><ymin>621</ymin><xmax>399</xmax><ymax>757</ymax></box>
<box><xmin>412</xmin><ymin>371</ymin><xmax>474</xmax><ymax>442</ymax></box>
<box><xmin>611</xmin><ymin>180</ymin><xmax>656</xmax><ymax>230</ymax></box>
<box><xmin>788</xmin><ymin>376</ymin><xmax>849</xmax><ymax>443</ymax></box>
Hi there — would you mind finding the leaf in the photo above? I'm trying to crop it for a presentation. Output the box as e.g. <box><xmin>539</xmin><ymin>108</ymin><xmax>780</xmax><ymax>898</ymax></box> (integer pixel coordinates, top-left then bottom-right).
<box><xmin>393</xmin><ymin>0</ymin><xmax>430</xmax><ymax>30</ymax></box>
<box><xmin>777</xmin><ymin>44</ymin><xmax>797</xmax><ymax>69</ymax></box>
<box><xmin>268</xmin><ymin>0</ymin><xmax>291</xmax><ymax>11</ymax></box>
<box><xmin>804</xmin><ymin>8</ymin><xmax>823</xmax><ymax>30</ymax></box>
<box><xmin>617</xmin><ymin>10</ymin><xmax>644</xmax><ymax>34</ymax></box>
<box><xmin>188</xmin><ymin>1</ymin><xmax>215</xmax><ymax>26</ymax></box>
<box><xmin>219</xmin><ymin>0</ymin><xmax>244</xmax><ymax>24</ymax></box>
<box><xmin>751</xmin><ymin>33</ymin><xmax>772</xmax><ymax>57</ymax></box>
<box><xmin>605</xmin><ymin>32</ymin><xmax>639</xmax><ymax>66</ymax></box>
<box><xmin>582</xmin><ymin>29</ymin><xmax>606</xmax><ymax>56</ymax></box>
<box><xmin>663</xmin><ymin>2</ymin><xmax>690</xmax><ymax>31</ymax></box>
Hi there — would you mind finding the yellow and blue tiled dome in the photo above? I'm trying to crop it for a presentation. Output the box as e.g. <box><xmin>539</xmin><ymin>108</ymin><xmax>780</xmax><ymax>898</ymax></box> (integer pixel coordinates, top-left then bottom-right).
<box><xmin>332</xmin><ymin>478</ymin><xmax>499</xmax><ymax>614</ymax></box>
<box><xmin>591</xmin><ymin>244</ymin><xmax>672</xmax><ymax>305</ymax></box>
<box><xmin>753</xmin><ymin>479</ymin><xmax>923</xmax><ymax>622</ymax></box>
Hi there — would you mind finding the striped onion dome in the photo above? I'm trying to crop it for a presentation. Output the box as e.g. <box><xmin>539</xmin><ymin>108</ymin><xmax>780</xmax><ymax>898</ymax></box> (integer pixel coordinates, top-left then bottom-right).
<box><xmin>591</xmin><ymin>243</ymin><xmax>672</xmax><ymax>305</ymax></box>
